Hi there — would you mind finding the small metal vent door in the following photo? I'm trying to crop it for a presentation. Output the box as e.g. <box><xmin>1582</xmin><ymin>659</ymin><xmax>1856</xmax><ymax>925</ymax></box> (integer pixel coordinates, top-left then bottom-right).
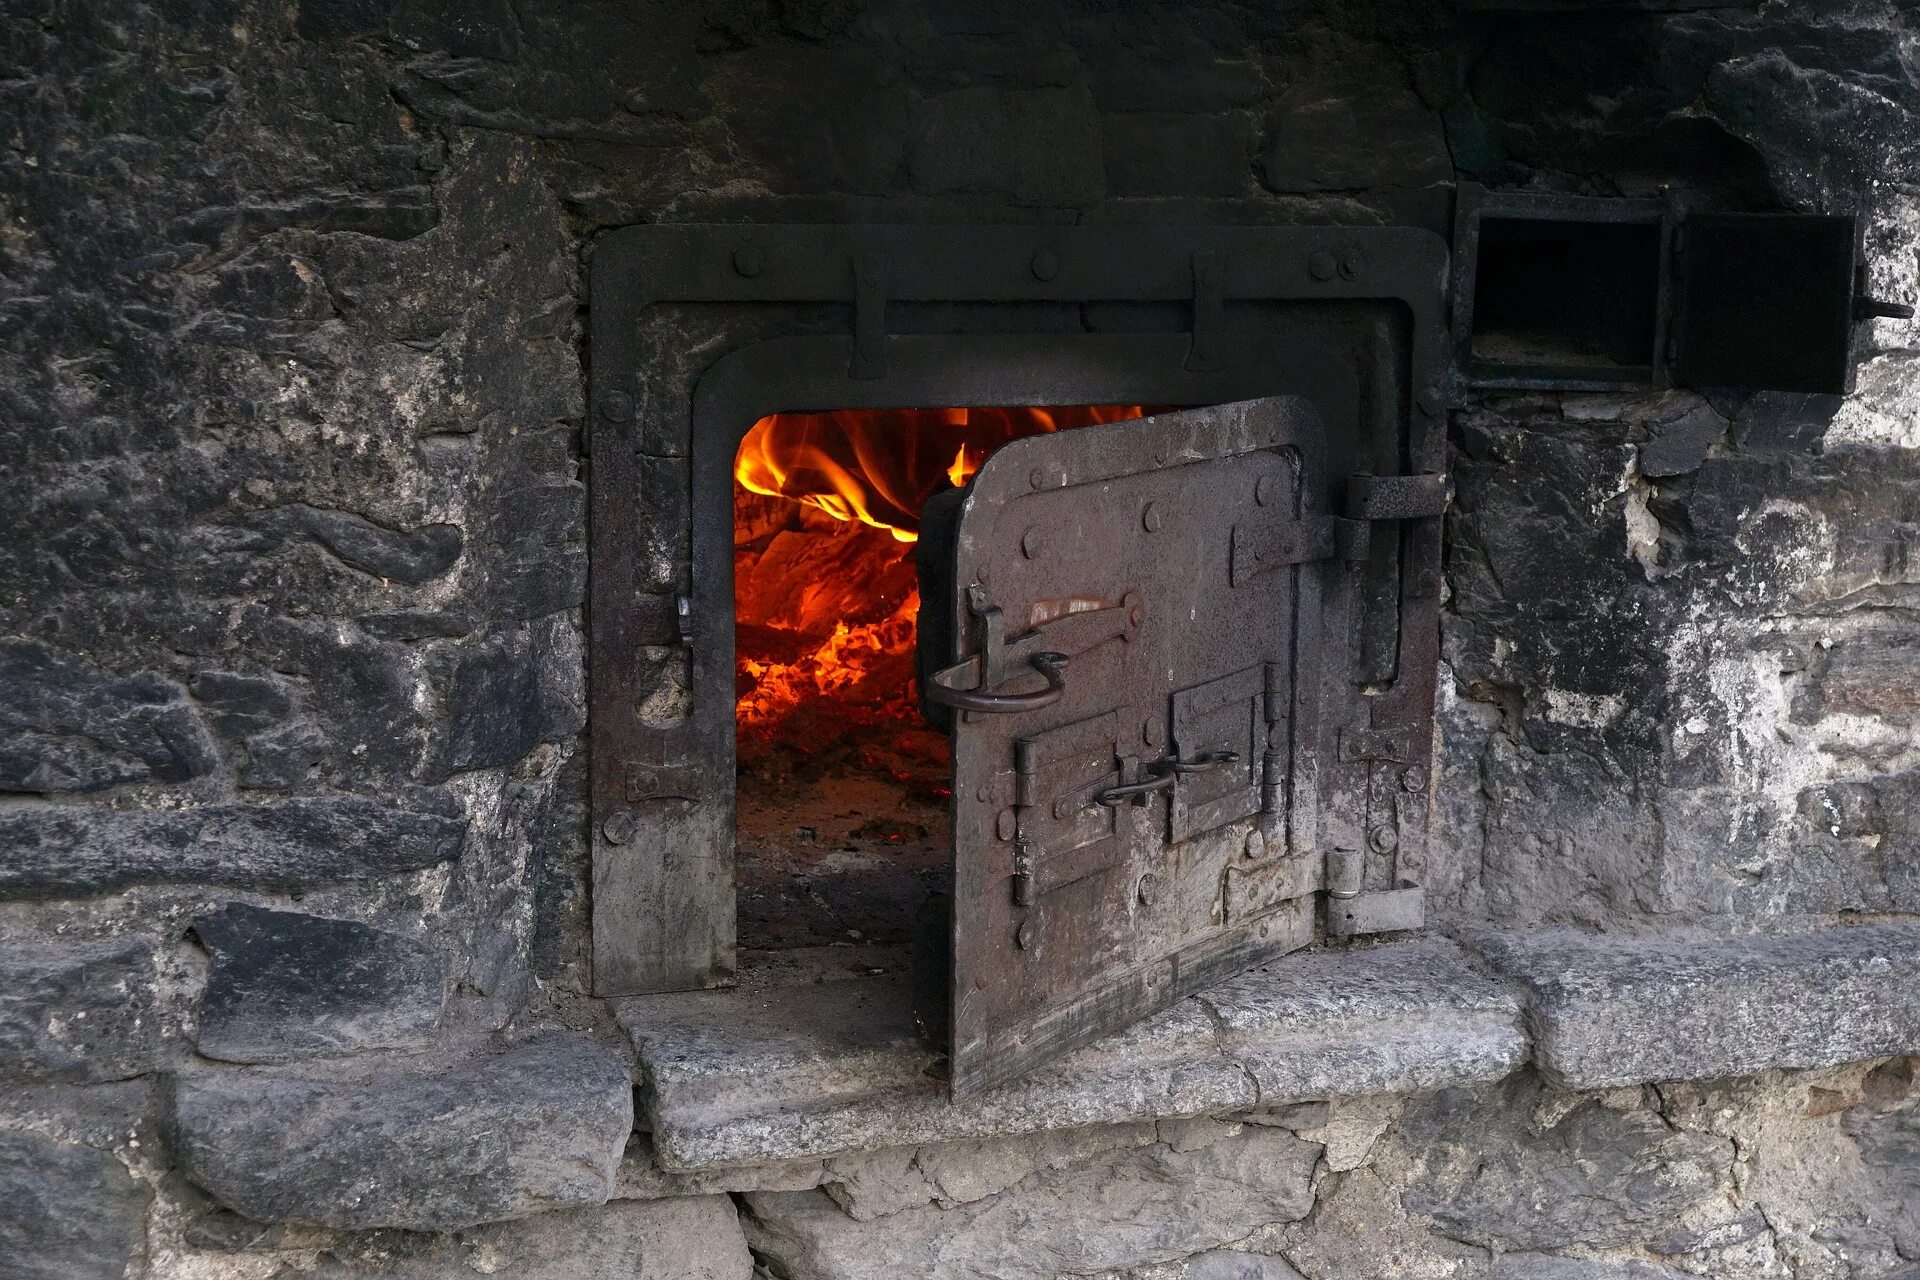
<box><xmin>927</xmin><ymin>397</ymin><xmax>1332</xmax><ymax>1097</ymax></box>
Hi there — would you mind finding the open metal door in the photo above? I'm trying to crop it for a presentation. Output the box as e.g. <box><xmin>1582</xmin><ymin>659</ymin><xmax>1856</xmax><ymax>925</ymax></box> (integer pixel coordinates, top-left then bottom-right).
<box><xmin>920</xmin><ymin>397</ymin><xmax>1334</xmax><ymax>1097</ymax></box>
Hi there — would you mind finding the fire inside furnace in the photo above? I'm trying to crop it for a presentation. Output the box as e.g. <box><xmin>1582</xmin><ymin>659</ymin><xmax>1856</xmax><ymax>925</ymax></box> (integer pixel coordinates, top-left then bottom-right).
<box><xmin>731</xmin><ymin>405</ymin><xmax>1148</xmax><ymax>950</ymax></box>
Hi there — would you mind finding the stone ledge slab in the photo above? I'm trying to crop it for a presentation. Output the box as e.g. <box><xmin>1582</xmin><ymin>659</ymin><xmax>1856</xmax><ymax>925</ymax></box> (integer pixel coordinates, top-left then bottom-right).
<box><xmin>1476</xmin><ymin>921</ymin><xmax>1920</xmax><ymax>1090</ymax></box>
<box><xmin>616</xmin><ymin>938</ymin><xmax>1525</xmax><ymax>1171</ymax></box>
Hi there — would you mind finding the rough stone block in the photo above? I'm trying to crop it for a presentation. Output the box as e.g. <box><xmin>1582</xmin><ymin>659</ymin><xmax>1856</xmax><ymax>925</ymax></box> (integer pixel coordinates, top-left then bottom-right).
<box><xmin>1476</xmin><ymin>923</ymin><xmax>1920</xmax><ymax>1088</ymax></box>
<box><xmin>1491</xmin><ymin>1259</ymin><xmax>1688</xmax><ymax>1280</ymax></box>
<box><xmin>1102</xmin><ymin>111</ymin><xmax>1252</xmax><ymax>198</ymax></box>
<box><xmin>305</xmin><ymin>1196</ymin><xmax>754</xmax><ymax>1279</ymax></box>
<box><xmin>0</xmin><ymin>796</ymin><xmax>467</xmax><ymax>897</ymax></box>
<box><xmin>0</xmin><ymin>936</ymin><xmax>163</xmax><ymax>1084</ymax></box>
<box><xmin>0</xmin><ymin>1127</ymin><xmax>151</xmax><ymax>1280</ymax></box>
<box><xmin>907</xmin><ymin>86</ymin><xmax>1104</xmax><ymax>207</ymax></box>
<box><xmin>192</xmin><ymin>904</ymin><xmax>445</xmax><ymax>1064</ymax></box>
<box><xmin>617</xmin><ymin>939</ymin><xmax>1523</xmax><ymax>1170</ymax></box>
<box><xmin>170</xmin><ymin>1033</ymin><xmax>632</xmax><ymax>1230</ymax></box>
<box><xmin>743</xmin><ymin>1125</ymin><xmax>1318</xmax><ymax>1280</ymax></box>
<box><xmin>0</xmin><ymin>640</ymin><xmax>217</xmax><ymax>793</ymax></box>
<box><xmin>1187</xmin><ymin>1252</ymin><xmax>1306</xmax><ymax>1280</ymax></box>
<box><xmin>1401</xmin><ymin>1079</ymin><xmax>1734</xmax><ymax>1252</ymax></box>
<box><xmin>1198</xmin><ymin>939</ymin><xmax>1530</xmax><ymax>1103</ymax></box>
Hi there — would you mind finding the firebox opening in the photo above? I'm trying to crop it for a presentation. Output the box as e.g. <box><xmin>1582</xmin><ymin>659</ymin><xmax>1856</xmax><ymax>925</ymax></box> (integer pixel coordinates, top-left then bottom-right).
<box><xmin>1469</xmin><ymin>215</ymin><xmax>1662</xmax><ymax>376</ymax></box>
<box><xmin>731</xmin><ymin>404</ymin><xmax>1151</xmax><ymax>954</ymax></box>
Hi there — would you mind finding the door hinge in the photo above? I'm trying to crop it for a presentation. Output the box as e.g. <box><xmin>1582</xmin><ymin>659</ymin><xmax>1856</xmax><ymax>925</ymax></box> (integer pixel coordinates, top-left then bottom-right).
<box><xmin>1343</xmin><ymin>473</ymin><xmax>1449</xmax><ymax>521</ymax></box>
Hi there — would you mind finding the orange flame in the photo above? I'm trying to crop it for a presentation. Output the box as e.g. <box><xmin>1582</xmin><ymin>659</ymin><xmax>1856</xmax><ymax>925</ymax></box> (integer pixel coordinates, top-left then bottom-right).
<box><xmin>734</xmin><ymin>405</ymin><xmax>1151</xmax><ymax>747</ymax></box>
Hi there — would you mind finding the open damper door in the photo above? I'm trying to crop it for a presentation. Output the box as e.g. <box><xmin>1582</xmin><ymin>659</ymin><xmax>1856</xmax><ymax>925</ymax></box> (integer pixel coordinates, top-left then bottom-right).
<box><xmin>918</xmin><ymin>397</ymin><xmax>1335</xmax><ymax>1097</ymax></box>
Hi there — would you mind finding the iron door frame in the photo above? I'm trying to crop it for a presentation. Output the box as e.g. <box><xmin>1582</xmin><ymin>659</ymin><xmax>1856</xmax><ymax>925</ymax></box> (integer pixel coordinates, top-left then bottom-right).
<box><xmin>587</xmin><ymin>225</ymin><xmax>1451</xmax><ymax>998</ymax></box>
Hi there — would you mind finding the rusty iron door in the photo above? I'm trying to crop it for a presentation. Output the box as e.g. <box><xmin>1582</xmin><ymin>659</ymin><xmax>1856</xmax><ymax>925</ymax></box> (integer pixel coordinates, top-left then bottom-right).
<box><xmin>922</xmin><ymin>397</ymin><xmax>1335</xmax><ymax>1096</ymax></box>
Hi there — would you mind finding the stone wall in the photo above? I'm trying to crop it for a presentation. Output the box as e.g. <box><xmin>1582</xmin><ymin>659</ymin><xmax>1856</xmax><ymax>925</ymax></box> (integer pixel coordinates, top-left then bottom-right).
<box><xmin>2</xmin><ymin>1</ymin><xmax>1918</xmax><ymax>1277</ymax></box>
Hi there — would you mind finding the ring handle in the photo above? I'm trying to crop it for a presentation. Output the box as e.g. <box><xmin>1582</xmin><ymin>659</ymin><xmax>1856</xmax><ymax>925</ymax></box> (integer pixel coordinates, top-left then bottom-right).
<box><xmin>925</xmin><ymin>652</ymin><xmax>1068</xmax><ymax>715</ymax></box>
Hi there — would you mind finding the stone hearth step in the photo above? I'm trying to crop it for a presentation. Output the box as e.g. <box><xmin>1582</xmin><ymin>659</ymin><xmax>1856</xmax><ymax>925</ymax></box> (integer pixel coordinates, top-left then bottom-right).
<box><xmin>1475</xmin><ymin>921</ymin><xmax>1920</xmax><ymax>1090</ymax></box>
<box><xmin>615</xmin><ymin>938</ymin><xmax>1526</xmax><ymax>1170</ymax></box>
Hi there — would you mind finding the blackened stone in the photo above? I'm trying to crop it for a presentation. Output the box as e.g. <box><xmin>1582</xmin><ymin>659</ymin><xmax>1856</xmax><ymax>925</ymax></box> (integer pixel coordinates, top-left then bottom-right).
<box><xmin>0</xmin><ymin>1128</ymin><xmax>150</xmax><ymax>1280</ymax></box>
<box><xmin>295</xmin><ymin>506</ymin><xmax>463</xmax><ymax>584</ymax></box>
<box><xmin>239</xmin><ymin>718</ymin><xmax>329</xmax><ymax>790</ymax></box>
<box><xmin>170</xmin><ymin>1033</ymin><xmax>633</xmax><ymax>1230</ymax></box>
<box><xmin>358</xmin><ymin>610</ymin><xmax>474</xmax><ymax>641</ymax></box>
<box><xmin>191</xmin><ymin>670</ymin><xmax>295</xmax><ymax>737</ymax></box>
<box><xmin>1401</xmin><ymin>1080</ymin><xmax>1733</xmax><ymax>1252</ymax></box>
<box><xmin>0</xmin><ymin>936</ymin><xmax>162</xmax><ymax>1083</ymax></box>
<box><xmin>1259</xmin><ymin>78</ymin><xmax>1451</xmax><ymax>193</ymax></box>
<box><xmin>0</xmin><ymin>641</ymin><xmax>217</xmax><ymax>793</ymax></box>
<box><xmin>434</xmin><ymin>620</ymin><xmax>583</xmax><ymax>776</ymax></box>
<box><xmin>1638</xmin><ymin>403</ymin><xmax>1727</xmax><ymax>477</ymax></box>
<box><xmin>1102</xmin><ymin>112</ymin><xmax>1251</xmax><ymax>198</ymax></box>
<box><xmin>907</xmin><ymin>86</ymin><xmax>1104</xmax><ymax>207</ymax></box>
<box><xmin>192</xmin><ymin>905</ymin><xmax>445</xmax><ymax>1065</ymax></box>
<box><xmin>0</xmin><ymin>796</ymin><xmax>467</xmax><ymax>898</ymax></box>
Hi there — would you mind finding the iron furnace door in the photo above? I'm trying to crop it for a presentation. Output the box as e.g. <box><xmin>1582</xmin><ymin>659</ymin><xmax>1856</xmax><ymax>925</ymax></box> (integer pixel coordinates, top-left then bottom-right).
<box><xmin>922</xmin><ymin>397</ymin><xmax>1333</xmax><ymax>1096</ymax></box>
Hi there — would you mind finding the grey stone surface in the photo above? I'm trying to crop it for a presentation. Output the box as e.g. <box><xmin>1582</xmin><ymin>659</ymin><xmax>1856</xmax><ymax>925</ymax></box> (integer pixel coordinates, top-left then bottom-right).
<box><xmin>0</xmin><ymin>1127</ymin><xmax>150</xmax><ymax>1280</ymax></box>
<box><xmin>0</xmin><ymin>640</ymin><xmax>218</xmax><ymax>793</ymax></box>
<box><xmin>618</xmin><ymin>939</ymin><xmax>1522</xmax><ymax>1170</ymax></box>
<box><xmin>0</xmin><ymin>935</ymin><xmax>163</xmax><ymax>1083</ymax></box>
<box><xmin>1187</xmin><ymin>1252</ymin><xmax>1307</xmax><ymax>1280</ymax></box>
<box><xmin>193</xmin><ymin>903</ymin><xmax>445</xmax><ymax>1064</ymax></box>
<box><xmin>1400</xmin><ymin>1079</ymin><xmax>1735</xmax><ymax>1252</ymax></box>
<box><xmin>1492</xmin><ymin>1259</ymin><xmax>1688</xmax><ymax>1280</ymax></box>
<box><xmin>171</xmin><ymin>1032</ymin><xmax>632</xmax><ymax>1230</ymax></box>
<box><xmin>743</xmin><ymin>1124</ymin><xmax>1318</xmax><ymax>1280</ymax></box>
<box><xmin>1200</xmin><ymin>939</ymin><xmax>1529</xmax><ymax>1103</ymax></box>
<box><xmin>0</xmin><ymin>796</ymin><xmax>467</xmax><ymax>897</ymax></box>
<box><xmin>306</xmin><ymin>1196</ymin><xmax>753</xmax><ymax>1279</ymax></box>
<box><xmin>1477</xmin><ymin>923</ymin><xmax>1920</xmax><ymax>1088</ymax></box>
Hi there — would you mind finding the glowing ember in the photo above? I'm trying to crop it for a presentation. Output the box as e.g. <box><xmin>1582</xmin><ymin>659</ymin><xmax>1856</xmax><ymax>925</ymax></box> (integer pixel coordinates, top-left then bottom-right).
<box><xmin>734</xmin><ymin>405</ymin><xmax>1150</xmax><ymax>750</ymax></box>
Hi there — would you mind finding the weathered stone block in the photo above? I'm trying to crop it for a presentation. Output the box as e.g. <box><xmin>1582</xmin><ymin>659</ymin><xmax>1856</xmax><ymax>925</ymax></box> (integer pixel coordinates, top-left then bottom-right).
<box><xmin>619</xmin><ymin>939</ymin><xmax>1522</xmax><ymax>1170</ymax></box>
<box><xmin>0</xmin><ymin>1127</ymin><xmax>151</xmax><ymax>1280</ymax></box>
<box><xmin>907</xmin><ymin>86</ymin><xmax>1104</xmax><ymax>207</ymax></box>
<box><xmin>192</xmin><ymin>904</ymin><xmax>445</xmax><ymax>1064</ymax></box>
<box><xmin>1476</xmin><ymin>923</ymin><xmax>1920</xmax><ymax>1088</ymax></box>
<box><xmin>1401</xmin><ymin>1080</ymin><xmax>1734</xmax><ymax>1252</ymax></box>
<box><xmin>305</xmin><ymin>1196</ymin><xmax>753</xmax><ymax>1279</ymax></box>
<box><xmin>1187</xmin><ymin>1252</ymin><xmax>1306</xmax><ymax>1280</ymax></box>
<box><xmin>433</xmin><ymin>619</ymin><xmax>584</xmax><ymax>776</ymax></box>
<box><xmin>0</xmin><ymin>795</ymin><xmax>467</xmax><ymax>897</ymax></box>
<box><xmin>0</xmin><ymin>936</ymin><xmax>164</xmax><ymax>1083</ymax></box>
<box><xmin>744</xmin><ymin>1125</ymin><xmax>1318</xmax><ymax>1280</ymax></box>
<box><xmin>171</xmin><ymin>1033</ymin><xmax>632</xmax><ymax>1230</ymax></box>
<box><xmin>1102</xmin><ymin>111</ymin><xmax>1252</xmax><ymax>198</ymax></box>
<box><xmin>292</xmin><ymin>505</ymin><xmax>463</xmax><ymax>584</ymax></box>
<box><xmin>1259</xmin><ymin>77</ymin><xmax>1451</xmax><ymax>192</ymax></box>
<box><xmin>0</xmin><ymin>640</ymin><xmax>217</xmax><ymax>793</ymax></box>
<box><xmin>1197</xmin><ymin>939</ymin><xmax>1529</xmax><ymax>1103</ymax></box>
<box><xmin>1491</xmin><ymin>1259</ymin><xmax>1688</xmax><ymax>1280</ymax></box>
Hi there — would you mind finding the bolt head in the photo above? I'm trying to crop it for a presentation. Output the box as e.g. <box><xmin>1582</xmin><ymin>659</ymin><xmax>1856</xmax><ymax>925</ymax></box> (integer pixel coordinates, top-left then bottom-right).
<box><xmin>1244</xmin><ymin>829</ymin><xmax>1266</xmax><ymax>860</ymax></box>
<box><xmin>1128</xmin><ymin>603</ymin><xmax>1145</xmax><ymax>628</ymax></box>
<box><xmin>1136</xmin><ymin>873</ymin><xmax>1160</xmax><ymax>907</ymax></box>
<box><xmin>602</xmin><ymin>811</ymin><xmax>637</xmax><ymax>845</ymax></box>
<box><xmin>1255</xmin><ymin>473</ymin><xmax>1279</xmax><ymax>507</ymax></box>
<box><xmin>1030</xmin><ymin>248</ymin><xmax>1061</xmax><ymax>281</ymax></box>
<box><xmin>1029</xmin><ymin>467</ymin><xmax>1048</xmax><ymax>491</ymax></box>
<box><xmin>1142</xmin><ymin>714</ymin><xmax>1164</xmax><ymax>744</ymax></box>
<box><xmin>1021</xmin><ymin>527</ymin><xmax>1044</xmax><ymax>558</ymax></box>
<box><xmin>598</xmin><ymin>391</ymin><xmax>634</xmax><ymax>423</ymax></box>
<box><xmin>1308</xmin><ymin>249</ymin><xmax>1338</xmax><ymax>282</ymax></box>
<box><xmin>1368</xmin><ymin>825</ymin><xmax>1400</xmax><ymax>854</ymax></box>
<box><xmin>1016</xmin><ymin>919</ymin><xmax>1035</xmax><ymax>950</ymax></box>
<box><xmin>732</xmin><ymin>244</ymin><xmax>765</xmax><ymax>277</ymax></box>
<box><xmin>1338</xmin><ymin>249</ymin><xmax>1365</xmax><ymax>281</ymax></box>
<box><xmin>1142</xmin><ymin>502</ymin><xmax>1163</xmax><ymax>532</ymax></box>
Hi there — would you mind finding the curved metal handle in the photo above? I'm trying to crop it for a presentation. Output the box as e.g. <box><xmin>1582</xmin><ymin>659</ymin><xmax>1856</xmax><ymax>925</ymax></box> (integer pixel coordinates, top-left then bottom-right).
<box><xmin>1094</xmin><ymin>749</ymin><xmax>1240</xmax><ymax>807</ymax></box>
<box><xmin>925</xmin><ymin>652</ymin><xmax>1068</xmax><ymax>715</ymax></box>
